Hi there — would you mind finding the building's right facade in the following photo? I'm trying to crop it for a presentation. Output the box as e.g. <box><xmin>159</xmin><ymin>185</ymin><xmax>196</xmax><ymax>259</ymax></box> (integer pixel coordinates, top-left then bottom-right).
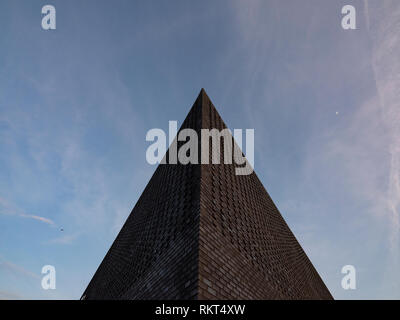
<box><xmin>198</xmin><ymin>90</ymin><xmax>332</xmax><ymax>299</ymax></box>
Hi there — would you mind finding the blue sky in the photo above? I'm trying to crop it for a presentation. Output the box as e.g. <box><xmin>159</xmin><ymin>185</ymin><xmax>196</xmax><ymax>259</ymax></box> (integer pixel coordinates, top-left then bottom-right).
<box><xmin>0</xmin><ymin>0</ymin><xmax>399</xmax><ymax>299</ymax></box>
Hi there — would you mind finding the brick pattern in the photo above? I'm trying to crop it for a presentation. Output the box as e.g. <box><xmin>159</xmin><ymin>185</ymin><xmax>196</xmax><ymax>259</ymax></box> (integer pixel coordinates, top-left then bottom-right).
<box><xmin>82</xmin><ymin>89</ymin><xmax>332</xmax><ymax>300</ymax></box>
<box><xmin>198</xmin><ymin>90</ymin><xmax>332</xmax><ymax>299</ymax></box>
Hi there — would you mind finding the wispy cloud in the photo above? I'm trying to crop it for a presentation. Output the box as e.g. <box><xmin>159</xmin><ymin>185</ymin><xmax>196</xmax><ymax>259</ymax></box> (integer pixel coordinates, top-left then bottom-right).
<box><xmin>363</xmin><ymin>0</ymin><xmax>370</xmax><ymax>30</ymax></box>
<box><xmin>0</xmin><ymin>290</ymin><xmax>23</xmax><ymax>300</ymax></box>
<box><xmin>366</xmin><ymin>0</ymin><xmax>400</xmax><ymax>250</ymax></box>
<box><xmin>0</xmin><ymin>196</ymin><xmax>54</xmax><ymax>226</ymax></box>
<box><xmin>19</xmin><ymin>214</ymin><xmax>54</xmax><ymax>226</ymax></box>
<box><xmin>44</xmin><ymin>233</ymin><xmax>80</xmax><ymax>245</ymax></box>
<box><xmin>0</xmin><ymin>257</ymin><xmax>40</xmax><ymax>280</ymax></box>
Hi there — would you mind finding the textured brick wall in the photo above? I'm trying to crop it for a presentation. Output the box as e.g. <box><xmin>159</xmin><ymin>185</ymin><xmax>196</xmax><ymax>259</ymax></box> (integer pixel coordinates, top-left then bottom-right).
<box><xmin>198</xmin><ymin>91</ymin><xmax>332</xmax><ymax>299</ymax></box>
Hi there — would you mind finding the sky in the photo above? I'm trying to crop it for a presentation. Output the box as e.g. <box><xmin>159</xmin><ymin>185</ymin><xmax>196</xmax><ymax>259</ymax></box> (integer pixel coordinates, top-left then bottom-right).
<box><xmin>0</xmin><ymin>0</ymin><xmax>399</xmax><ymax>299</ymax></box>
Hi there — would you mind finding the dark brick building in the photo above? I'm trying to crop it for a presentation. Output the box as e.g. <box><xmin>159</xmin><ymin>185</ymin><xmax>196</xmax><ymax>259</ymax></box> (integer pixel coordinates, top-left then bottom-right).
<box><xmin>82</xmin><ymin>89</ymin><xmax>333</xmax><ymax>300</ymax></box>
